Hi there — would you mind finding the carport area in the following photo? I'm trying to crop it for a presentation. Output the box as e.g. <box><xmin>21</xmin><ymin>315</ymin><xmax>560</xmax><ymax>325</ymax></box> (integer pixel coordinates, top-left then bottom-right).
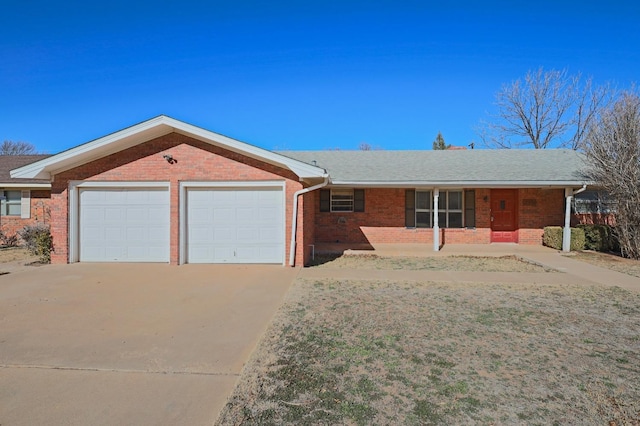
<box><xmin>0</xmin><ymin>263</ymin><xmax>297</xmax><ymax>425</ymax></box>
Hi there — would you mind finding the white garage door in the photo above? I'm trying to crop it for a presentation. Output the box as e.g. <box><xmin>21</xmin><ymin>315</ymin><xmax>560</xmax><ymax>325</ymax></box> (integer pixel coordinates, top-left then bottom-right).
<box><xmin>79</xmin><ymin>188</ymin><xmax>170</xmax><ymax>262</ymax></box>
<box><xmin>186</xmin><ymin>187</ymin><xmax>284</xmax><ymax>264</ymax></box>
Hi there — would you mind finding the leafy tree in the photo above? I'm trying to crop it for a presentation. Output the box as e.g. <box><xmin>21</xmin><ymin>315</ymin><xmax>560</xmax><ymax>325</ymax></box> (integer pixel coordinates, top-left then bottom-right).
<box><xmin>0</xmin><ymin>140</ymin><xmax>38</xmax><ymax>155</ymax></box>
<box><xmin>432</xmin><ymin>132</ymin><xmax>450</xmax><ymax>150</ymax></box>
<box><xmin>479</xmin><ymin>68</ymin><xmax>611</xmax><ymax>149</ymax></box>
<box><xmin>584</xmin><ymin>90</ymin><xmax>640</xmax><ymax>259</ymax></box>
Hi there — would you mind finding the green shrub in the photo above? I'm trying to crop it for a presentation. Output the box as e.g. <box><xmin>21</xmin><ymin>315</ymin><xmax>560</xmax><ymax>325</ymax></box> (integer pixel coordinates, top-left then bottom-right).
<box><xmin>576</xmin><ymin>224</ymin><xmax>618</xmax><ymax>252</ymax></box>
<box><xmin>571</xmin><ymin>227</ymin><xmax>586</xmax><ymax>251</ymax></box>
<box><xmin>543</xmin><ymin>226</ymin><xmax>585</xmax><ymax>251</ymax></box>
<box><xmin>543</xmin><ymin>226</ymin><xmax>563</xmax><ymax>249</ymax></box>
<box><xmin>18</xmin><ymin>224</ymin><xmax>52</xmax><ymax>263</ymax></box>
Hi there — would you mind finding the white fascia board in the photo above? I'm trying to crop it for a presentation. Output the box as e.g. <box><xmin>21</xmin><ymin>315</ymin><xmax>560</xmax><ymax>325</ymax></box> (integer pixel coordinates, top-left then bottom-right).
<box><xmin>329</xmin><ymin>180</ymin><xmax>589</xmax><ymax>188</ymax></box>
<box><xmin>11</xmin><ymin>115</ymin><xmax>327</xmax><ymax>181</ymax></box>
<box><xmin>0</xmin><ymin>183</ymin><xmax>51</xmax><ymax>189</ymax></box>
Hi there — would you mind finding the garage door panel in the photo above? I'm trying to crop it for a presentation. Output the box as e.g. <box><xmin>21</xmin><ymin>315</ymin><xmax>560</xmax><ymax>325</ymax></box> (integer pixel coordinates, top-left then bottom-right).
<box><xmin>80</xmin><ymin>188</ymin><xmax>169</xmax><ymax>262</ymax></box>
<box><xmin>213</xmin><ymin>208</ymin><xmax>235</xmax><ymax>222</ymax></box>
<box><xmin>186</xmin><ymin>187</ymin><xmax>284</xmax><ymax>264</ymax></box>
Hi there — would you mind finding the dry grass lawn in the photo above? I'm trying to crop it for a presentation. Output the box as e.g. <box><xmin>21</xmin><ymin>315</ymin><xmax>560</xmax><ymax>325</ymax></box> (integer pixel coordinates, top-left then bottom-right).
<box><xmin>0</xmin><ymin>247</ymin><xmax>32</xmax><ymax>263</ymax></box>
<box><xmin>570</xmin><ymin>251</ymin><xmax>640</xmax><ymax>279</ymax></box>
<box><xmin>312</xmin><ymin>254</ymin><xmax>554</xmax><ymax>272</ymax></box>
<box><xmin>218</xmin><ymin>257</ymin><xmax>640</xmax><ymax>425</ymax></box>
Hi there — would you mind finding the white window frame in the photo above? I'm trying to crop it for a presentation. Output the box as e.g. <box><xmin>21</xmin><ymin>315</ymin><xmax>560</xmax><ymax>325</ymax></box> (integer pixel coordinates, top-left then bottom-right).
<box><xmin>331</xmin><ymin>189</ymin><xmax>354</xmax><ymax>212</ymax></box>
<box><xmin>415</xmin><ymin>189</ymin><xmax>464</xmax><ymax>228</ymax></box>
<box><xmin>1</xmin><ymin>190</ymin><xmax>22</xmax><ymax>216</ymax></box>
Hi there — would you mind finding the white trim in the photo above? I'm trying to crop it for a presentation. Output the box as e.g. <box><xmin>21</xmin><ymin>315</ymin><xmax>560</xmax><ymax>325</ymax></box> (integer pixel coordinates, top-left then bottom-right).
<box><xmin>179</xmin><ymin>181</ymin><xmax>287</xmax><ymax>265</ymax></box>
<box><xmin>0</xmin><ymin>183</ymin><xmax>51</xmax><ymax>189</ymax></box>
<box><xmin>180</xmin><ymin>180</ymin><xmax>284</xmax><ymax>189</ymax></box>
<box><xmin>329</xmin><ymin>181</ymin><xmax>589</xmax><ymax>188</ymax></box>
<box><xmin>10</xmin><ymin>116</ymin><xmax>327</xmax><ymax>180</ymax></box>
<box><xmin>69</xmin><ymin>181</ymin><xmax>171</xmax><ymax>263</ymax></box>
<box><xmin>73</xmin><ymin>180</ymin><xmax>170</xmax><ymax>188</ymax></box>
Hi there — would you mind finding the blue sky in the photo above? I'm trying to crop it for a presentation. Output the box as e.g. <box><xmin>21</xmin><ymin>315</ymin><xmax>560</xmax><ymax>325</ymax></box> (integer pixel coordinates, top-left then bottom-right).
<box><xmin>2</xmin><ymin>1</ymin><xmax>639</xmax><ymax>153</ymax></box>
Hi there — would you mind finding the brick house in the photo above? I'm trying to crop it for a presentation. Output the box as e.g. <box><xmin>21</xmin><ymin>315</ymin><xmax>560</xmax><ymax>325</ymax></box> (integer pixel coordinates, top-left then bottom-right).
<box><xmin>0</xmin><ymin>155</ymin><xmax>52</xmax><ymax>240</ymax></box>
<box><xmin>11</xmin><ymin>116</ymin><xmax>589</xmax><ymax>265</ymax></box>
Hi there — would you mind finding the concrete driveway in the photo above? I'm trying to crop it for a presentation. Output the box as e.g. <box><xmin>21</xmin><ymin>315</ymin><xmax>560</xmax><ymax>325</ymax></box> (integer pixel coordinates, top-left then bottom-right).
<box><xmin>0</xmin><ymin>263</ymin><xmax>297</xmax><ymax>425</ymax></box>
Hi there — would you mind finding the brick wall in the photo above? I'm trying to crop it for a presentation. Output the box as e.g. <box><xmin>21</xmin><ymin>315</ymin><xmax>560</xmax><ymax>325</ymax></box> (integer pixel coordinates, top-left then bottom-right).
<box><xmin>0</xmin><ymin>190</ymin><xmax>52</xmax><ymax>241</ymax></box>
<box><xmin>313</xmin><ymin>187</ymin><xmax>565</xmax><ymax>247</ymax></box>
<box><xmin>50</xmin><ymin>133</ymin><xmax>305</xmax><ymax>265</ymax></box>
<box><xmin>517</xmin><ymin>188</ymin><xmax>564</xmax><ymax>244</ymax></box>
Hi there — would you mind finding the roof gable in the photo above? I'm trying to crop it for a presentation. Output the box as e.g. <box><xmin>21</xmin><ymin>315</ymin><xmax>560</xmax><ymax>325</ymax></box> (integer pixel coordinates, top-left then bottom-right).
<box><xmin>11</xmin><ymin>116</ymin><xmax>327</xmax><ymax>180</ymax></box>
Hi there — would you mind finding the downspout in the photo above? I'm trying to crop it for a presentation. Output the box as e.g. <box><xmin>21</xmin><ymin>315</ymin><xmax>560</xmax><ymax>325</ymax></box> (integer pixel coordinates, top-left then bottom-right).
<box><xmin>288</xmin><ymin>175</ymin><xmax>329</xmax><ymax>266</ymax></box>
<box><xmin>562</xmin><ymin>184</ymin><xmax>587</xmax><ymax>252</ymax></box>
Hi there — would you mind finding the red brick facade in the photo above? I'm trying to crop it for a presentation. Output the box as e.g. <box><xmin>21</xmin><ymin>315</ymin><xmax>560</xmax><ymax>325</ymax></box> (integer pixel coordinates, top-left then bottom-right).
<box><xmin>314</xmin><ymin>187</ymin><xmax>565</xmax><ymax>248</ymax></box>
<box><xmin>0</xmin><ymin>190</ymin><xmax>52</xmax><ymax>241</ymax></box>
<box><xmin>49</xmin><ymin>133</ymin><xmax>310</xmax><ymax>265</ymax></box>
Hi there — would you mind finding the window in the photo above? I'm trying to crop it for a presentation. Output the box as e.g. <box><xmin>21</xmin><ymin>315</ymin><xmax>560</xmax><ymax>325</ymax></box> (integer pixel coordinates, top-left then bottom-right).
<box><xmin>320</xmin><ymin>189</ymin><xmax>365</xmax><ymax>212</ymax></box>
<box><xmin>0</xmin><ymin>190</ymin><xmax>21</xmax><ymax>216</ymax></box>
<box><xmin>573</xmin><ymin>190</ymin><xmax>614</xmax><ymax>214</ymax></box>
<box><xmin>405</xmin><ymin>190</ymin><xmax>470</xmax><ymax>228</ymax></box>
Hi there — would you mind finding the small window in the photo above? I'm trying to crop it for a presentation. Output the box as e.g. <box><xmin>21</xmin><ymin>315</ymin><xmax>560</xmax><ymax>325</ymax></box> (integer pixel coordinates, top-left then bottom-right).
<box><xmin>320</xmin><ymin>189</ymin><xmax>365</xmax><ymax>213</ymax></box>
<box><xmin>1</xmin><ymin>190</ymin><xmax>21</xmax><ymax>216</ymax></box>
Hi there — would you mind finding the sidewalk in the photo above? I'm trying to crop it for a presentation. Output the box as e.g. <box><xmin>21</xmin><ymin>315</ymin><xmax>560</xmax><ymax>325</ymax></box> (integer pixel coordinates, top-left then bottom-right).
<box><xmin>303</xmin><ymin>243</ymin><xmax>640</xmax><ymax>292</ymax></box>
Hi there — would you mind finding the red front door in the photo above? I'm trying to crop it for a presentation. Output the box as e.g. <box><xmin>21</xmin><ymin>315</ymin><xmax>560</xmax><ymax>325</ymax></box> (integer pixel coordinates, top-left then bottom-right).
<box><xmin>490</xmin><ymin>189</ymin><xmax>518</xmax><ymax>243</ymax></box>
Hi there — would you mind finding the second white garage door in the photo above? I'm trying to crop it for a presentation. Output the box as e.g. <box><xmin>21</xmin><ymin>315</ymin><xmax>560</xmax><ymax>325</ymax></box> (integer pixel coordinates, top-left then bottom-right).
<box><xmin>186</xmin><ymin>187</ymin><xmax>284</xmax><ymax>264</ymax></box>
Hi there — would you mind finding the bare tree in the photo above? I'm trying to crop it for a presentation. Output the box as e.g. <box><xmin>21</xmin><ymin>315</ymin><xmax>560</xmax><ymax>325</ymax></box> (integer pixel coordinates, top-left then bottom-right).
<box><xmin>0</xmin><ymin>140</ymin><xmax>38</xmax><ymax>155</ymax></box>
<box><xmin>480</xmin><ymin>68</ymin><xmax>611</xmax><ymax>149</ymax></box>
<box><xmin>359</xmin><ymin>142</ymin><xmax>372</xmax><ymax>151</ymax></box>
<box><xmin>584</xmin><ymin>90</ymin><xmax>640</xmax><ymax>259</ymax></box>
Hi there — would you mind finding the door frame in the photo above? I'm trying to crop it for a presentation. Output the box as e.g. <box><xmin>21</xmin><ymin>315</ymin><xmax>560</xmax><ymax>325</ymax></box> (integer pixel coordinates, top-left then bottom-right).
<box><xmin>179</xmin><ymin>181</ymin><xmax>286</xmax><ymax>265</ymax></box>
<box><xmin>490</xmin><ymin>189</ymin><xmax>519</xmax><ymax>243</ymax></box>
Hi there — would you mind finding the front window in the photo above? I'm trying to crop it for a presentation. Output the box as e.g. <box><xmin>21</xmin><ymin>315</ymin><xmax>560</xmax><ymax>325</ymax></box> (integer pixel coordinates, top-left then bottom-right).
<box><xmin>573</xmin><ymin>191</ymin><xmax>614</xmax><ymax>214</ymax></box>
<box><xmin>415</xmin><ymin>190</ymin><xmax>464</xmax><ymax>228</ymax></box>
<box><xmin>1</xmin><ymin>190</ymin><xmax>21</xmax><ymax>216</ymax></box>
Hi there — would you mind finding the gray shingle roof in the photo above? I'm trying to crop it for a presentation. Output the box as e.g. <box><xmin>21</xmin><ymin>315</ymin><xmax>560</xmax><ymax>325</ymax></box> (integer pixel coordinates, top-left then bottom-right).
<box><xmin>0</xmin><ymin>155</ymin><xmax>51</xmax><ymax>184</ymax></box>
<box><xmin>276</xmin><ymin>149</ymin><xmax>587</xmax><ymax>186</ymax></box>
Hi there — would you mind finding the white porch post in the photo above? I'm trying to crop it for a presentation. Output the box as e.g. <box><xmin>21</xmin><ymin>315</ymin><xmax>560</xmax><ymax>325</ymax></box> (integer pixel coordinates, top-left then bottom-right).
<box><xmin>562</xmin><ymin>187</ymin><xmax>572</xmax><ymax>252</ymax></box>
<box><xmin>433</xmin><ymin>188</ymin><xmax>440</xmax><ymax>251</ymax></box>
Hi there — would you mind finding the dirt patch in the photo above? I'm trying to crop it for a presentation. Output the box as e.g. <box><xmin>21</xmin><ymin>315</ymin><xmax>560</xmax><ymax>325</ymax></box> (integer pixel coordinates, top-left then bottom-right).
<box><xmin>217</xmin><ymin>279</ymin><xmax>640</xmax><ymax>425</ymax></box>
<box><xmin>310</xmin><ymin>254</ymin><xmax>554</xmax><ymax>272</ymax></box>
<box><xmin>570</xmin><ymin>251</ymin><xmax>640</xmax><ymax>279</ymax></box>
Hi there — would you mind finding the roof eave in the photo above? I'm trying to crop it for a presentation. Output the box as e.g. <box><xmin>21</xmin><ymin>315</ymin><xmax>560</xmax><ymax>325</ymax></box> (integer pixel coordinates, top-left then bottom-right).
<box><xmin>328</xmin><ymin>180</ymin><xmax>590</xmax><ymax>188</ymax></box>
<box><xmin>10</xmin><ymin>116</ymin><xmax>326</xmax><ymax>180</ymax></box>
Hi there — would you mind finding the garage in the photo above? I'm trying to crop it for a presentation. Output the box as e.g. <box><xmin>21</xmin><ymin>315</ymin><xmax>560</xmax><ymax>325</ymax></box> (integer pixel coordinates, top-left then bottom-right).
<box><xmin>185</xmin><ymin>185</ymin><xmax>284</xmax><ymax>264</ymax></box>
<box><xmin>79</xmin><ymin>187</ymin><xmax>170</xmax><ymax>262</ymax></box>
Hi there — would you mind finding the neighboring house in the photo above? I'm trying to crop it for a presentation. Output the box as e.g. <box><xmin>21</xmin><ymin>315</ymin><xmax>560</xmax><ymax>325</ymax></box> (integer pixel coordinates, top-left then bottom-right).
<box><xmin>10</xmin><ymin>116</ymin><xmax>590</xmax><ymax>265</ymax></box>
<box><xmin>0</xmin><ymin>155</ymin><xmax>52</xmax><ymax>239</ymax></box>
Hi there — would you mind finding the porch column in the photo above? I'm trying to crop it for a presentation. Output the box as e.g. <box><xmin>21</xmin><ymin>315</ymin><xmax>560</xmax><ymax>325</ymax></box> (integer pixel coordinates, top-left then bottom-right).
<box><xmin>433</xmin><ymin>188</ymin><xmax>439</xmax><ymax>251</ymax></box>
<box><xmin>562</xmin><ymin>187</ymin><xmax>572</xmax><ymax>252</ymax></box>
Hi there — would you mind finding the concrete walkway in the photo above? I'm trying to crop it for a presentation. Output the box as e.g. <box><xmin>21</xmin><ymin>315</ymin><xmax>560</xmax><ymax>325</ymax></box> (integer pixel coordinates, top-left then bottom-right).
<box><xmin>304</xmin><ymin>243</ymin><xmax>640</xmax><ymax>292</ymax></box>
